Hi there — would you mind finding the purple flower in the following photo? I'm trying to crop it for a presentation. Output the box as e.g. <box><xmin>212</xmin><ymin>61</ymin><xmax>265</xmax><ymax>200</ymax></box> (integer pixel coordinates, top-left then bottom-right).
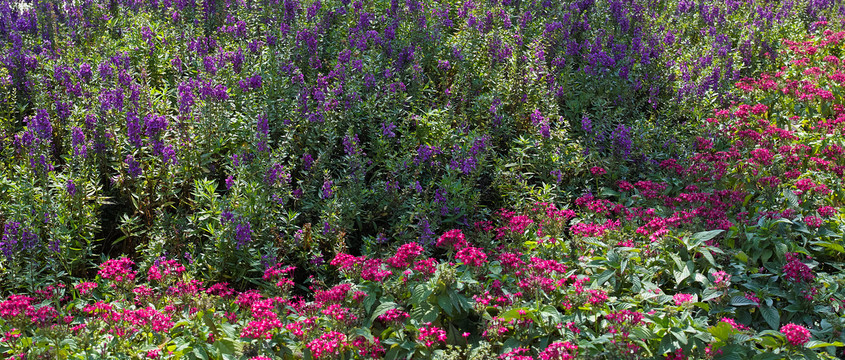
<box><xmin>382</xmin><ymin>122</ymin><xmax>397</xmax><ymax>138</ymax></box>
<box><xmin>321</xmin><ymin>179</ymin><xmax>333</xmax><ymax>199</ymax></box>
<box><xmin>71</xmin><ymin>127</ymin><xmax>87</xmax><ymax>158</ymax></box>
<box><xmin>203</xmin><ymin>56</ymin><xmax>217</xmax><ymax>75</ymax></box>
<box><xmin>610</xmin><ymin>124</ymin><xmax>632</xmax><ymax>159</ymax></box>
<box><xmin>125</xmin><ymin>155</ymin><xmax>142</xmax><ymax>178</ymax></box>
<box><xmin>225</xmin><ymin>176</ymin><xmax>234</xmax><ymax>190</ymax></box>
<box><xmin>144</xmin><ymin>113</ymin><xmax>168</xmax><ymax>139</ymax></box>
<box><xmin>171</xmin><ymin>56</ymin><xmax>183</xmax><ymax>73</ymax></box>
<box><xmin>265</xmin><ymin>163</ymin><xmax>288</xmax><ymax>185</ymax></box>
<box><xmin>98</xmin><ymin>61</ymin><xmax>113</xmax><ymax>81</ymax></box>
<box><xmin>235</xmin><ymin>221</ymin><xmax>252</xmax><ymax>249</ymax></box>
<box><xmin>78</xmin><ymin>62</ymin><xmax>92</xmax><ymax>82</ymax></box>
<box><xmin>28</xmin><ymin>109</ymin><xmax>52</xmax><ymax>141</ymax></box>
<box><xmin>0</xmin><ymin>222</ymin><xmax>21</xmax><ymax>259</ymax></box>
<box><xmin>581</xmin><ymin>115</ymin><xmax>592</xmax><ymax>133</ymax></box>
<box><xmin>67</xmin><ymin>180</ymin><xmax>77</xmax><ymax>196</ymax></box>
<box><xmin>302</xmin><ymin>153</ymin><xmax>314</xmax><ymax>171</ymax></box>
<box><xmin>0</xmin><ymin>222</ymin><xmax>39</xmax><ymax>260</ymax></box>
<box><xmin>160</xmin><ymin>145</ymin><xmax>177</xmax><ymax>165</ymax></box>
<box><xmin>126</xmin><ymin>112</ymin><xmax>143</xmax><ymax>148</ymax></box>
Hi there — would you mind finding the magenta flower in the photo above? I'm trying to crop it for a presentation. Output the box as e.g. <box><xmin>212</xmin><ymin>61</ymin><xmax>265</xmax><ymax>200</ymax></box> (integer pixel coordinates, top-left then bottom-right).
<box><xmin>417</xmin><ymin>323</ymin><xmax>447</xmax><ymax>347</ymax></box>
<box><xmin>455</xmin><ymin>246</ymin><xmax>488</xmax><ymax>267</ymax></box>
<box><xmin>673</xmin><ymin>293</ymin><xmax>695</xmax><ymax>306</ymax></box>
<box><xmin>780</xmin><ymin>323</ymin><xmax>811</xmax><ymax>346</ymax></box>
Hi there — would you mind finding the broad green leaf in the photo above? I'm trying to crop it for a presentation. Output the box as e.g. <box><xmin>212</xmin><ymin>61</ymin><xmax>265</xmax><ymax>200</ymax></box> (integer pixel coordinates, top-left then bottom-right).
<box><xmin>371</xmin><ymin>302</ymin><xmax>398</xmax><ymax>323</ymax></box>
<box><xmin>593</xmin><ymin>269</ymin><xmax>615</xmax><ymax>287</ymax></box>
<box><xmin>730</xmin><ymin>296</ymin><xmax>757</xmax><ymax>306</ymax></box>
<box><xmin>689</xmin><ymin>230</ymin><xmax>724</xmax><ymax>248</ymax></box>
<box><xmin>760</xmin><ymin>305</ymin><xmax>780</xmax><ymax>330</ymax></box>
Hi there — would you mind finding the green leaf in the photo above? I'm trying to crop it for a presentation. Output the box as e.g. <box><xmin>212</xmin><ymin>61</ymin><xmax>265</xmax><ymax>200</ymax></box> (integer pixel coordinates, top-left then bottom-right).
<box><xmin>411</xmin><ymin>285</ymin><xmax>432</xmax><ymax>305</ymax></box>
<box><xmin>701</xmin><ymin>288</ymin><xmax>722</xmax><ymax>302</ymax></box>
<box><xmin>730</xmin><ymin>296</ymin><xmax>757</xmax><ymax>306</ymax></box>
<box><xmin>709</xmin><ymin>322</ymin><xmax>735</xmax><ymax>342</ymax></box>
<box><xmin>674</xmin><ymin>261</ymin><xmax>693</xmax><ymax>284</ymax></box>
<box><xmin>670</xmin><ymin>327</ymin><xmax>688</xmax><ymax>345</ymax></box>
<box><xmin>437</xmin><ymin>293</ymin><xmax>453</xmax><ymax>317</ymax></box>
<box><xmin>371</xmin><ymin>302</ymin><xmax>398</xmax><ymax>323</ymax></box>
<box><xmin>751</xmin><ymin>353</ymin><xmax>784</xmax><ymax>360</ymax></box>
<box><xmin>806</xmin><ymin>340</ymin><xmax>845</xmax><ymax>349</ymax></box>
<box><xmin>689</xmin><ymin>230</ymin><xmax>724</xmax><ymax>248</ymax></box>
<box><xmin>593</xmin><ymin>269</ymin><xmax>614</xmax><ymax>287</ymax></box>
<box><xmin>422</xmin><ymin>307</ymin><xmax>439</xmax><ymax>324</ymax></box>
<box><xmin>784</xmin><ymin>189</ymin><xmax>799</xmax><ymax>208</ymax></box>
<box><xmin>760</xmin><ymin>305</ymin><xmax>780</xmax><ymax>330</ymax></box>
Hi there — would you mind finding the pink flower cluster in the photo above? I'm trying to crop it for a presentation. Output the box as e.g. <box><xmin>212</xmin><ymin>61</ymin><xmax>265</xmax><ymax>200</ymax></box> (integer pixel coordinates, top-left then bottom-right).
<box><xmin>98</xmin><ymin>257</ymin><xmax>137</xmax><ymax>284</ymax></box>
<box><xmin>307</xmin><ymin>331</ymin><xmax>348</xmax><ymax>359</ymax></box>
<box><xmin>75</xmin><ymin>282</ymin><xmax>98</xmax><ymax>295</ymax></box>
<box><xmin>673</xmin><ymin>293</ymin><xmax>694</xmax><ymax>306</ymax></box>
<box><xmin>780</xmin><ymin>323</ymin><xmax>811</xmax><ymax>346</ymax></box>
<box><xmin>455</xmin><ymin>246</ymin><xmax>488</xmax><ymax>267</ymax></box>
<box><xmin>436</xmin><ymin>229</ymin><xmax>468</xmax><ymax>249</ymax></box>
<box><xmin>712</xmin><ymin>271</ymin><xmax>731</xmax><ymax>288</ymax></box>
<box><xmin>314</xmin><ymin>283</ymin><xmax>351</xmax><ymax>304</ymax></box>
<box><xmin>377</xmin><ymin>308</ymin><xmax>409</xmax><ymax>325</ymax></box>
<box><xmin>147</xmin><ymin>258</ymin><xmax>186</xmax><ymax>282</ymax></box>
<box><xmin>720</xmin><ymin>317</ymin><xmax>750</xmax><ymax>331</ymax></box>
<box><xmin>783</xmin><ymin>252</ymin><xmax>815</xmax><ymax>283</ymax></box>
<box><xmin>123</xmin><ymin>306</ymin><xmax>174</xmax><ymax>332</ymax></box>
<box><xmin>538</xmin><ymin>341</ymin><xmax>578</xmax><ymax>360</ymax></box>
<box><xmin>262</xmin><ymin>263</ymin><xmax>296</xmax><ymax>291</ymax></box>
<box><xmin>330</xmin><ymin>253</ymin><xmax>392</xmax><ymax>281</ymax></box>
<box><xmin>417</xmin><ymin>323</ymin><xmax>447</xmax><ymax>347</ymax></box>
<box><xmin>385</xmin><ymin>242</ymin><xmax>424</xmax><ymax>268</ymax></box>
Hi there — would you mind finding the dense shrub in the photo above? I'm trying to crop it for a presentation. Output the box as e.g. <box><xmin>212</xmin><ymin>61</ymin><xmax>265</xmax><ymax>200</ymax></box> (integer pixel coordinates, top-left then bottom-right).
<box><xmin>1</xmin><ymin>0</ymin><xmax>845</xmax><ymax>359</ymax></box>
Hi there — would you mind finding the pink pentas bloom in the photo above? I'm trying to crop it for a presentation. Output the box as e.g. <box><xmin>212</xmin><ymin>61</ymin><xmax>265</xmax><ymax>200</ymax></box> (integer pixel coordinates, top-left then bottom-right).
<box><xmin>538</xmin><ymin>341</ymin><xmax>578</xmax><ymax>360</ymax></box>
<box><xmin>385</xmin><ymin>242</ymin><xmax>424</xmax><ymax>268</ymax></box>
<box><xmin>673</xmin><ymin>293</ymin><xmax>695</xmax><ymax>306</ymax></box>
<box><xmin>795</xmin><ymin>178</ymin><xmax>816</xmax><ymax>192</ymax></box>
<box><xmin>417</xmin><ymin>323</ymin><xmax>447</xmax><ymax>347</ymax></box>
<box><xmin>0</xmin><ymin>295</ymin><xmax>34</xmax><ymax>320</ymax></box>
<box><xmin>804</xmin><ymin>215</ymin><xmax>823</xmax><ymax>228</ymax></box>
<box><xmin>74</xmin><ymin>282</ymin><xmax>98</xmax><ymax>295</ymax></box>
<box><xmin>750</xmin><ymin>148</ymin><xmax>773</xmax><ymax>165</ymax></box>
<box><xmin>712</xmin><ymin>271</ymin><xmax>731</xmax><ymax>288</ymax></box>
<box><xmin>455</xmin><ymin>246</ymin><xmax>488</xmax><ymax>267</ymax></box>
<box><xmin>590</xmin><ymin>166</ymin><xmax>606</xmax><ymax>176</ymax></box>
<box><xmin>263</xmin><ymin>263</ymin><xmax>296</xmax><ymax>291</ymax></box>
<box><xmin>206</xmin><ymin>282</ymin><xmax>236</xmax><ymax>297</ymax></box>
<box><xmin>240</xmin><ymin>318</ymin><xmax>283</xmax><ymax>339</ymax></box>
<box><xmin>818</xmin><ymin>206</ymin><xmax>837</xmax><ymax>217</ymax></box>
<box><xmin>314</xmin><ymin>283</ymin><xmax>351</xmax><ymax>304</ymax></box>
<box><xmin>783</xmin><ymin>253</ymin><xmax>815</xmax><ymax>283</ymax></box>
<box><xmin>360</xmin><ymin>258</ymin><xmax>392</xmax><ymax>281</ymax></box>
<box><xmin>147</xmin><ymin>258</ymin><xmax>186</xmax><ymax>282</ymax></box>
<box><xmin>98</xmin><ymin>257</ymin><xmax>137</xmax><ymax>284</ymax></box>
<box><xmin>499</xmin><ymin>347</ymin><xmax>532</xmax><ymax>360</ymax></box>
<box><xmin>436</xmin><ymin>229</ymin><xmax>467</xmax><ymax>250</ymax></box>
<box><xmin>780</xmin><ymin>323</ymin><xmax>811</xmax><ymax>346</ymax></box>
<box><xmin>587</xmin><ymin>289</ymin><xmax>608</xmax><ymax>305</ymax></box>
<box><xmin>508</xmin><ymin>215</ymin><xmax>534</xmax><ymax>234</ymax></box>
<box><xmin>720</xmin><ymin>318</ymin><xmax>750</xmax><ymax>331</ymax></box>
<box><xmin>377</xmin><ymin>308</ymin><xmax>409</xmax><ymax>325</ymax></box>
<box><xmin>413</xmin><ymin>258</ymin><xmax>437</xmax><ymax>276</ymax></box>
<box><xmin>330</xmin><ymin>253</ymin><xmax>363</xmax><ymax>274</ymax></box>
